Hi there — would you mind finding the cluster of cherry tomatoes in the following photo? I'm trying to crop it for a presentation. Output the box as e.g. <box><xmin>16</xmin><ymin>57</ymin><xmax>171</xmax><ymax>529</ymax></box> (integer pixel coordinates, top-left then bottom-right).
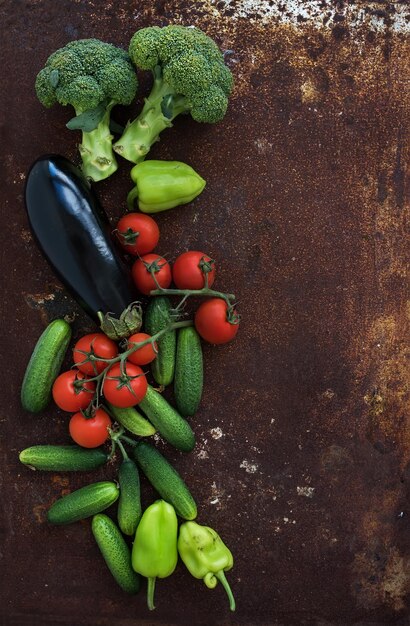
<box><xmin>116</xmin><ymin>213</ymin><xmax>239</xmax><ymax>345</ymax></box>
<box><xmin>51</xmin><ymin>211</ymin><xmax>239</xmax><ymax>451</ymax></box>
<box><xmin>52</xmin><ymin>330</ymin><xmax>157</xmax><ymax>449</ymax></box>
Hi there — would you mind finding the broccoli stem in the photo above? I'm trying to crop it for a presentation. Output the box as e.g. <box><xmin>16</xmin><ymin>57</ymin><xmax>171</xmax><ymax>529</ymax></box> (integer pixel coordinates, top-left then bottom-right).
<box><xmin>113</xmin><ymin>67</ymin><xmax>188</xmax><ymax>164</ymax></box>
<box><xmin>78</xmin><ymin>102</ymin><xmax>118</xmax><ymax>182</ymax></box>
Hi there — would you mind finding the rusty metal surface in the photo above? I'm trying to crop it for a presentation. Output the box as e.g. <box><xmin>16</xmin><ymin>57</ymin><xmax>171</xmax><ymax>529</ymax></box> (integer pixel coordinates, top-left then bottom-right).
<box><xmin>1</xmin><ymin>1</ymin><xmax>409</xmax><ymax>624</ymax></box>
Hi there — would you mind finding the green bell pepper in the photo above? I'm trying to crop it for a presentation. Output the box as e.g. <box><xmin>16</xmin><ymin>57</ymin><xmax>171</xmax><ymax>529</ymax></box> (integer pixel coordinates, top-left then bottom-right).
<box><xmin>127</xmin><ymin>160</ymin><xmax>206</xmax><ymax>212</ymax></box>
<box><xmin>132</xmin><ymin>499</ymin><xmax>178</xmax><ymax>610</ymax></box>
<box><xmin>178</xmin><ymin>521</ymin><xmax>236</xmax><ymax>611</ymax></box>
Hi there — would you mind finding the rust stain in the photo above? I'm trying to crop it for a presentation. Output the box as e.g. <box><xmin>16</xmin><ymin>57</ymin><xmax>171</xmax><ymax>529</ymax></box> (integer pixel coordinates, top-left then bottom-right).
<box><xmin>23</xmin><ymin>285</ymin><xmax>85</xmax><ymax>326</ymax></box>
<box><xmin>352</xmin><ymin>540</ymin><xmax>410</xmax><ymax>612</ymax></box>
<box><xmin>359</xmin><ymin>313</ymin><xmax>409</xmax><ymax>463</ymax></box>
<box><xmin>24</xmin><ymin>291</ymin><xmax>56</xmax><ymax>307</ymax></box>
<box><xmin>2</xmin><ymin>0</ymin><xmax>409</xmax><ymax>623</ymax></box>
<box><xmin>51</xmin><ymin>475</ymin><xmax>70</xmax><ymax>487</ymax></box>
<box><xmin>32</xmin><ymin>504</ymin><xmax>48</xmax><ymax>524</ymax></box>
<box><xmin>382</xmin><ymin>551</ymin><xmax>410</xmax><ymax>612</ymax></box>
<box><xmin>320</xmin><ymin>444</ymin><xmax>354</xmax><ymax>474</ymax></box>
<box><xmin>20</xmin><ymin>228</ymin><xmax>32</xmax><ymax>243</ymax></box>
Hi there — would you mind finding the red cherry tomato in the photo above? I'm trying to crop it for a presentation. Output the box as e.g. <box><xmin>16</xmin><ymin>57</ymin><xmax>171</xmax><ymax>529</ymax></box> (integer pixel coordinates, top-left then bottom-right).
<box><xmin>69</xmin><ymin>408</ymin><xmax>112</xmax><ymax>448</ymax></box>
<box><xmin>127</xmin><ymin>332</ymin><xmax>158</xmax><ymax>365</ymax></box>
<box><xmin>73</xmin><ymin>333</ymin><xmax>118</xmax><ymax>375</ymax></box>
<box><xmin>102</xmin><ymin>361</ymin><xmax>147</xmax><ymax>407</ymax></box>
<box><xmin>194</xmin><ymin>298</ymin><xmax>239</xmax><ymax>345</ymax></box>
<box><xmin>116</xmin><ymin>213</ymin><xmax>160</xmax><ymax>256</ymax></box>
<box><xmin>173</xmin><ymin>251</ymin><xmax>216</xmax><ymax>290</ymax></box>
<box><xmin>132</xmin><ymin>254</ymin><xmax>172</xmax><ymax>295</ymax></box>
<box><xmin>52</xmin><ymin>370</ymin><xmax>95</xmax><ymax>412</ymax></box>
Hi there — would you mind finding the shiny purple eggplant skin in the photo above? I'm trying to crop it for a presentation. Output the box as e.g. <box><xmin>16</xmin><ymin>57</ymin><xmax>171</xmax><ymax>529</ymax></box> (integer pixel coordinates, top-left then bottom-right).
<box><xmin>25</xmin><ymin>155</ymin><xmax>136</xmax><ymax>320</ymax></box>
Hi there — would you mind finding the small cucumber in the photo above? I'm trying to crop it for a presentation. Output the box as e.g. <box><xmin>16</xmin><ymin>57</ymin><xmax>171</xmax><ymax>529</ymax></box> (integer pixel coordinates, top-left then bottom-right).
<box><xmin>19</xmin><ymin>445</ymin><xmax>108</xmax><ymax>471</ymax></box>
<box><xmin>92</xmin><ymin>514</ymin><xmax>140</xmax><ymax>595</ymax></box>
<box><xmin>117</xmin><ymin>458</ymin><xmax>142</xmax><ymax>536</ymax></box>
<box><xmin>138</xmin><ymin>385</ymin><xmax>195</xmax><ymax>452</ymax></box>
<box><xmin>21</xmin><ymin>318</ymin><xmax>72</xmax><ymax>412</ymax></box>
<box><xmin>144</xmin><ymin>296</ymin><xmax>176</xmax><ymax>386</ymax></box>
<box><xmin>174</xmin><ymin>326</ymin><xmax>203</xmax><ymax>416</ymax></box>
<box><xmin>133</xmin><ymin>441</ymin><xmax>197</xmax><ymax>520</ymax></box>
<box><xmin>107</xmin><ymin>403</ymin><xmax>156</xmax><ymax>437</ymax></box>
<box><xmin>47</xmin><ymin>481</ymin><xmax>119</xmax><ymax>525</ymax></box>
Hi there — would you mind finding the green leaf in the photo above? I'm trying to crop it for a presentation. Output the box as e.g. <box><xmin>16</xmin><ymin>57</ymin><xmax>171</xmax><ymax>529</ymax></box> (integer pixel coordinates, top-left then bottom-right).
<box><xmin>66</xmin><ymin>101</ymin><xmax>108</xmax><ymax>132</ymax></box>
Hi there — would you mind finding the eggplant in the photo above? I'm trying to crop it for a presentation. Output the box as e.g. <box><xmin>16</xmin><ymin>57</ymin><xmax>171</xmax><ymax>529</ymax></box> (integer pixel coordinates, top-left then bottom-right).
<box><xmin>25</xmin><ymin>155</ymin><xmax>141</xmax><ymax>339</ymax></box>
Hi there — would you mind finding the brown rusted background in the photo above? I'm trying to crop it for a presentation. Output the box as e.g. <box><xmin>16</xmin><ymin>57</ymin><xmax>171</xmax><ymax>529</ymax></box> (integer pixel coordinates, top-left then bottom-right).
<box><xmin>1</xmin><ymin>1</ymin><xmax>409</xmax><ymax>624</ymax></box>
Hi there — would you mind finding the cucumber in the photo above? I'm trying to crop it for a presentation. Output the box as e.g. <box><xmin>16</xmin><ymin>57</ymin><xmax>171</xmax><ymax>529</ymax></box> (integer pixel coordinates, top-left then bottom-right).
<box><xmin>47</xmin><ymin>481</ymin><xmax>119</xmax><ymax>525</ymax></box>
<box><xmin>144</xmin><ymin>296</ymin><xmax>176</xmax><ymax>386</ymax></box>
<box><xmin>92</xmin><ymin>514</ymin><xmax>140</xmax><ymax>594</ymax></box>
<box><xmin>21</xmin><ymin>318</ymin><xmax>72</xmax><ymax>413</ymax></box>
<box><xmin>117</xmin><ymin>458</ymin><xmax>142</xmax><ymax>536</ymax></box>
<box><xmin>138</xmin><ymin>385</ymin><xmax>195</xmax><ymax>452</ymax></box>
<box><xmin>107</xmin><ymin>403</ymin><xmax>156</xmax><ymax>437</ymax></box>
<box><xmin>19</xmin><ymin>445</ymin><xmax>108</xmax><ymax>471</ymax></box>
<box><xmin>133</xmin><ymin>441</ymin><xmax>197</xmax><ymax>520</ymax></box>
<box><xmin>174</xmin><ymin>326</ymin><xmax>203</xmax><ymax>416</ymax></box>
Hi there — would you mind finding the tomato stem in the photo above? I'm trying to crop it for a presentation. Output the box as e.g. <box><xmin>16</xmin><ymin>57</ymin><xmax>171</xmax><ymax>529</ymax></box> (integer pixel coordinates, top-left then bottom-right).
<box><xmin>150</xmin><ymin>286</ymin><xmax>236</xmax><ymax>306</ymax></box>
<box><xmin>81</xmin><ymin>319</ymin><xmax>192</xmax><ymax>413</ymax></box>
<box><xmin>107</xmin><ymin>429</ymin><xmax>118</xmax><ymax>460</ymax></box>
<box><xmin>85</xmin><ymin>320</ymin><xmax>192</xmax><ymax>384</ymax></box>
<box><xmin>118</xmin><ymin>433</ymin><xmax>138</xmax><ymax>447</ymax></box>
<box><xmin>116</xmin><ymin>437</ymin><xmax>129</xmax><ymax>460</ymax></box>
<box><xmin>108</xmin><ymin>425</ymin><xmax>135</xmax><ymax>457</ymax></box>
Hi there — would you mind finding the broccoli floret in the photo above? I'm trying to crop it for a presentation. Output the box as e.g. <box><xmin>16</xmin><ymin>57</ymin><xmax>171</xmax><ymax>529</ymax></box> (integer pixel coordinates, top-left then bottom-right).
<box><xmin>113</xmin><ymin>26</ymin><xmax>233</xmax><ymax>164</ymax></box>
<box><xmin>35</xmin><ymin>39</ymin><xmax>138</xmax><ymax>181</ymax></box>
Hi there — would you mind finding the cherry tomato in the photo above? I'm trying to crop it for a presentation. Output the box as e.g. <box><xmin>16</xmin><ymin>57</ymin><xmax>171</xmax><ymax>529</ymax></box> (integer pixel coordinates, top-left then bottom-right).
<box><xmin>102</xmin><ymin>362</ymin><xmax>147</xmax><ymax>408</ymax></box>
<box><xmin>194</xmin><ymin>298</ymin><xmax>239</xmax><ymax>345</ymax></box>
<box><xmin>73</xmin><ymin>333</ymin><xmax>118</xmax><ymax>375</ymax></box>
<box><xmin>52</xmin><ymin>370</ymin><xmax>96</xmax><ymax>412</ymax></box>
<box><xmin>127</xmin><ymin>332</ymin><xmax>158</xmax><ymax>365</ymax></box>
<box><xmin>69</xmin><ymin>408</ymin><xmax>112</xmax><ymax>448</ymax></box>
<box><xmin>132</xmin><ymin>254</ymin><xmax>172</xmax><ymax>295</ymax></box>
<box><xmin>173</xmin><ymin>251</ymin><xmax>216</xmax><ymax>290</ymax></box>
<box><xmin>116</xmin><ymin>213</ymin><xmax>160</xmax><ymax>256</ymax></box>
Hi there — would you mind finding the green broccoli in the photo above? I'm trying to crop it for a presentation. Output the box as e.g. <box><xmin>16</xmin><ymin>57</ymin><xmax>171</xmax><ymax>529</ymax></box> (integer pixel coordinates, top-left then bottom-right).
<box><xmin>35</xmin><ymin>39</ymin><xmax>138</xmax><ymax>182</ymax></box>
<box><xmin>113</xmin><ymin>26</ymin><xmax>233</xmax><ymax>164</ymax></box>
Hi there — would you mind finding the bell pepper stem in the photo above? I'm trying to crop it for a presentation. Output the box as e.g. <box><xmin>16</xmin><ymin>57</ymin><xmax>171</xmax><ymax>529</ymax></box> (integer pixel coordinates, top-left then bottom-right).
<box><xmin>215</xmin><ymin>571</ymin><xmax>236</xmax><ymax>612</ymax></box>
<box><xmin>147</xmin><ymin>576</ymin><xmax>156</xmax><ymax>611</ymax></box>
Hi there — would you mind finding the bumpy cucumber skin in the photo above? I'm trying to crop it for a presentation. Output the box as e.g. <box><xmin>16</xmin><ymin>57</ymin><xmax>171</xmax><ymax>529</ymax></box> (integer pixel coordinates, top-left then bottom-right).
<box><xmin>21</xmin><ymin>319</ymin><xmax>72</xmax><ymax>413</ymax></box>
<box><xmin>19</xmin><ymin>445</ymin><xmax>108</xmax><ymax>471</ymax></box>
<box><xmin>144</xmin><ymin>296</ymin><xmax>176</xmax><ymax>386</ymax></box>
<box><xmin>133</xmin><ymin>441</ymin><xmax>197</xmax><ymax>520</ymax></box>
<box><xmin>107</xmin><ymin>403</ymin><xmax>156</xmax><ymax>437</ymax></box>
<box><xmin>47</xmin><ymin>481</ymin><xmax>119</xmax><ymax>525</ymax></box>
<box><xmin>117</xmin><ymin>458</ymin><xmax>142</xmax><ymax>536</ymax></box>
<box><xmin>174</xmin><ymin>326</ymin><xmax>203</xmax><ymax>417</ymax></box>
<box><xmin>92</xmin><ymin>514</ymin><xmax>140</xmax><ymax>595</ymax></box>
<box><xmin>138</xmin><ymin>386</ymin><xmax>195</xmax><ymax>452</ymax></box>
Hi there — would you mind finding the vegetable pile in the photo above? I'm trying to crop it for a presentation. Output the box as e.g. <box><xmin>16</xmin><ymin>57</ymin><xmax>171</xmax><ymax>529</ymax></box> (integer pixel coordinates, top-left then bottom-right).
<box><xmin>21</xmin><ymin>24</ymin><xmax>239</xmax><ymax>613</ymax></box>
